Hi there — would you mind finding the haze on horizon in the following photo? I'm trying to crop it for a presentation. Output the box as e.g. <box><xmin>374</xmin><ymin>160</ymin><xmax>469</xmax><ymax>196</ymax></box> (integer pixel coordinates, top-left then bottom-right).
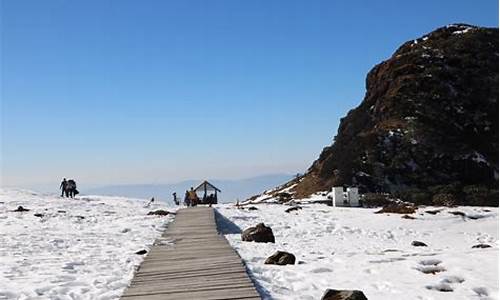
<box><xmin>1</xmin><ymin>0</ymin><xmax>498</xmax><ymax>189</ymax></box>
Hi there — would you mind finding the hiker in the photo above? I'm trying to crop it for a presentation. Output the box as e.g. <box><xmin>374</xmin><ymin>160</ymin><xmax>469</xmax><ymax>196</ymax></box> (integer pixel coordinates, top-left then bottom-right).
<box><xmin>60</xmin><ymin>178</ymin><xmax>68</xmax><ymax>197</ymax></box>
<box><xmin>188</xmin><ymin>187</ymin><xmax>199</xmax><ymax>207</ymax></box>
<box><xmin>172</xmin><ymin>192</ymin><xmax>179</xmax><ymax>205</ymax></box>
<box><xmin>207</xmin><ymin>193</ymin><xmax>215</xmax><ymax>207</ymax></box>
<box><xmin>66</xmin><ymin>179</ymin><xmax>78</xmax><ymax>198</ymax></box>
<box><xmin>184</xmin><ymin>190</ymin><xmax>190</xmax><ymax>206</ymax></box>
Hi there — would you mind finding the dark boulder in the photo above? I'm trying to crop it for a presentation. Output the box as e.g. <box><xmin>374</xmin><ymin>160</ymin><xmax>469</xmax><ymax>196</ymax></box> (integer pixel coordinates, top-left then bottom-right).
<box><xmin>34</xmin><ymin>213</ymin><xmax>44</xmax><ymax>218</ymax></box>
<box><xmin>241</xmin><ymin>223</ymin><xmax>275</xmax><ymax>243</ymax></box>
<box><xmin>472</xmin><ymin>244</ymin><xmax>492</xmax><ymax>249</ymax></box>
<box><xmin>285</xmin><ymin>206</ymin><xmax>302</xmax><ymax>213</ymax></box>
<box><xmin>147</xmin><ymin>210</ymin><xmax>171</xmax><ymax>216</ymax></box>
<box><xmin>247</xmin><ymin>206</ymin><xmax>259</xmax><ymax>211</ymax></box>
<box><xmin>135</xmin><ymin>249</ymin><xmax>147</xmax><ymax>255</ymax></box>
<box><xmin>401</xmin><ymin>214</ymin><xmax>416</xmax><ymax>219</ymax></box>
<box><xmin>13</xmin><ymin>206</ymin><xmax>30</xmax><ymax>212</ymax></box>
<box><xmin>321</xmin><ymin>289</ymin><xmax>368</xmax><ymax>300</ymax></box>
<box><xmin>412</xmin><ymin>241</ymin><xmax>428</xmax><ymax>247</ymax></box>
<box><xmin>265</xmin><ymin>251</ymin><xmax>295</xmax><ymax>265</ymax></box>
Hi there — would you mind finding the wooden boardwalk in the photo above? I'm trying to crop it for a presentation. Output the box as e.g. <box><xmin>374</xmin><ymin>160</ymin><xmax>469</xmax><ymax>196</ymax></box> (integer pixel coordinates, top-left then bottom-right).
<box><xmin>121</xmin><ymin>207</ymin><xmax>261</xmax><ymax>300</ymax></box>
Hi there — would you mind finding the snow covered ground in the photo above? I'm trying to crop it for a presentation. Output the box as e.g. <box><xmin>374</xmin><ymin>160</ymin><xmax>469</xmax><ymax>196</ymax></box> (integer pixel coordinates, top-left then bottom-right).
<box><xmin>0</xmin><ymin>188</ymin><xmax>176</xmax><ymax>300</ymax></box>
<box><xmin>216</xmin><ymin>203</ymin><xmax>498</xmax><ymax>300</ymax></box>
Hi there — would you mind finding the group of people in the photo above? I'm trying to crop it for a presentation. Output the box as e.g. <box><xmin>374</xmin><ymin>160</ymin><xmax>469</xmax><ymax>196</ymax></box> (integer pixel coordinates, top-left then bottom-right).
<box><xmin>184</xmin><ymin>187</ymin><xmax>199</xmax><ymax>207</ymax></box>
<box><xmin>171</xmin><ymin>188</ymin><xmax>203</xmax><ymax>206</ymax></box>
<box><xmin>171</xmin><ymin>187</ymin><xmax>216</xmax><ymax>207</ymax></box>
<box><xmin>60</xmin><ymin>178</ymin><xmax>79</xmax><ymax>198</ymax></box>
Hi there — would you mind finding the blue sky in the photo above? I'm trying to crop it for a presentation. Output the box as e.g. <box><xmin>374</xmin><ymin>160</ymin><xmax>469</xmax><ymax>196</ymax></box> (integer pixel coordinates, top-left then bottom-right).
<box><xmin>1</xmin><ymin>0</ymin><xmax>498</xmax><ymax>188</ymax></box>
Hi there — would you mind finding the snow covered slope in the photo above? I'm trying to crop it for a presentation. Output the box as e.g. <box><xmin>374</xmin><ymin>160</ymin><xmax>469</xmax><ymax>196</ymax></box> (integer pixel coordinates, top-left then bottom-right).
<box><xmin>0</xmin><ymin>189</ymin><xmax>176</xmax><ymax>300</ymax></box>
<box><xmin>217</xmin><ymin>204</ymin><xmax>498</xmax><ymax>300</ymax></box>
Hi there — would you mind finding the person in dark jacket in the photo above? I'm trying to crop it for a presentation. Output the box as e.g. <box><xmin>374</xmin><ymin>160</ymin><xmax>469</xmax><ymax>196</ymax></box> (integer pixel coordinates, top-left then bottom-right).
<box><xmin>66</xmin><ymin>179</ymin><xmax>78</xmax><ymax>198</ymax></box>
<box><xmin>184</xmin><ymin>190</ymin><xmax>190</xmax><ymax>206</ymax></box>
<box><xmin>172</xmin><ymin>192</ymin><xmax>179</xmax><ymax>205</ymax></box>
<box><xmin>60</xmin><ymin>178</ymin><xmax>68</xmax><ymax>197</ymax></box>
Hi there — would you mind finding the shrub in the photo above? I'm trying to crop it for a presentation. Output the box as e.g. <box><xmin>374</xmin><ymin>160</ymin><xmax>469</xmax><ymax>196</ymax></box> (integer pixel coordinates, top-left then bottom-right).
<box><xmin>428</xmin><ymin>183</ymin><xmax>462</xmax><ymax>195</ymax></box>
<box><xmin>375</xmin><ymin>202</ymin><xmax>416</xmax><ymax>214</ymax></box>
<box><xmin>362</xmin><ymin>193</ymin><xmax>392</xmax><ymax>207</ymax></box>
<box><xmin>432</xmin><ymin>193</ymin><xmax>457</xmax><ymax>207</ymax></box>
<box><xmin>463</xmin><ymin>185</ymin><xmax>499</xmax><ymax>207</ymax></box>
<box><xmin>276</xmin><ymin>192</ymin><xmax>292</xmax><ymax>203</ymax></box>
<box><xmin>395</xmin><ymin>188</ymin><xmax>431</xmax><ymax>205</ymax></box>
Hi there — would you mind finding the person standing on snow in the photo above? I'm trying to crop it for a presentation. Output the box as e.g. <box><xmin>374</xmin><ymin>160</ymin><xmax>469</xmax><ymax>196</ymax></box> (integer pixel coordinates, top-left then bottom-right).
<box><xmin>66</xmin><ymin>179</ymin><xmax>78</xmax><ymax>198</ymax></box>
<box><xmin>60</xmin><ymin>178</ymin><xmax>68</xmax><ymax>197</ymax></box>
<box><xmin>184</xmin><ymin>190</ymin><xmax>190</xmax><ymax>207</ymax></box>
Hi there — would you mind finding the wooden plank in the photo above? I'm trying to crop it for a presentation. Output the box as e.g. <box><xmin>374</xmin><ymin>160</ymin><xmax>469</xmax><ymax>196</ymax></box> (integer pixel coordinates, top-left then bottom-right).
<box><xmin>121</xmin><ymin>207</ymin><xmax>261</xmax><ymax>300</ymax></box>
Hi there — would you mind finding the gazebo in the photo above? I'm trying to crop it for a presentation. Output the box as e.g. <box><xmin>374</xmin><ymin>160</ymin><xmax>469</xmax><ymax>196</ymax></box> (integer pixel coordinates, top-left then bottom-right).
<box><xmin>194</xmin><ymin>180</ymin><xmax>221</xmax><ymax>205</ymax></box>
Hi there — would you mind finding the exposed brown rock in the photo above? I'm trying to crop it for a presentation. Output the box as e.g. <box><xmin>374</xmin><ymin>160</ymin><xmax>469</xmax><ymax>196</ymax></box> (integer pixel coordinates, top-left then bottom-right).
<box><xmin>287</xmin><ymin>24</ymin><xmax>499</xmax><ymax>204</ymax></box>
<box><xmin>241</xmin><ymin>223</ymin><xmax>275</xmax><ymax>243</ymax></box>
<box><xmin>265</xmin><ymin>251</ymin><xmax>296</xmax><ymax>265</ymax></box>
<box><xmin>321</xmin><ymin>289</ymin><xmax>368</xmax><ymax>300</ymax></box>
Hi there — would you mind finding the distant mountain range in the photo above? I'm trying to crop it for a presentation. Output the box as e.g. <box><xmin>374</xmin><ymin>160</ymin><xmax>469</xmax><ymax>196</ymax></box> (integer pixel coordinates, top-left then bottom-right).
<box><xmin>84</xmin><ymin>174</ymin><xmax>293</xmax><ymax>203</ymax></box>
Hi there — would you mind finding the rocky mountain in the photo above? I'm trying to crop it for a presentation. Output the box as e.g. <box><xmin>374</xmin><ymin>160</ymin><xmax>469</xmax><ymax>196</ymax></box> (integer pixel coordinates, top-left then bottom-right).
<box><xmin>279</xmin><ymin>24</ymin><xmax>498</xmax><ymax>206</ymax></box>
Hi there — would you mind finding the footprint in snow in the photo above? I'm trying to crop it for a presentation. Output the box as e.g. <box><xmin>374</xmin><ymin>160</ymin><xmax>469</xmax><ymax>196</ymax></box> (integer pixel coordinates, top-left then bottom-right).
<box><xmin>426</xmin><ymin>282</ymin><xmax>454</xmax><ymax>292</ymax></box>
<box><xmin>417</xmin><ymin>265</ymin><xmax>446</xmax><ymax>274</ymax></box>
<box><xmin>441</xmin><ymin>275</ymin><xmax>465</xmax><ymax>284</ymax></box>
<box><xmin>416</xmin><ymin>259</ymin><xmax>445</xmax><ymax>274</ymax></box>
<box><xmin>419</xmin><ymin>259</ymin><xmax>442</xmax><ymax>266</ymax></box>
<box><xmin>425</xmin><ymin>275</ymin><xmax>465</xmax><ymax>293</ymax></box>
<box><xmin>369</xmin><ymin>257</ymin><xmax>406</xmax><ymax>264</ymax></box>
<box><xmin>472</xmin><ymin>287</ymin><xmax>490</xmax><ymax>298</ymax></box>
<box><xmin>310</xmin><ymin>267</ymin><xmax>333</xmax><ymax>273</ymax></box>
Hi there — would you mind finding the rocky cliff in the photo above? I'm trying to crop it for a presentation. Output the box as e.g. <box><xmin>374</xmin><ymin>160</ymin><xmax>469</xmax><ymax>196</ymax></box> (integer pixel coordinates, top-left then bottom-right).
<box><xmin>292</xmin><ymin>24</ymin><xmax>499</xmax><ymax>205</ymax></box>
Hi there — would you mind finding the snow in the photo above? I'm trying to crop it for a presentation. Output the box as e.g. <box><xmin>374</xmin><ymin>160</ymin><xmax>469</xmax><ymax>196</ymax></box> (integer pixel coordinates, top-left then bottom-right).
<box><xmin>217</xmin><ymin>203</ymin><xmax>498</xmax><ymax>300</ymax></box>
<box><xmin>0</xmin><ymin>188</ymin><xmax>176</xmax><ymax>300</ymax></box>
<box><xmin>453</xmin><ymin>28</ymin><xmax>473</xmax><ymax>35</ymax></box>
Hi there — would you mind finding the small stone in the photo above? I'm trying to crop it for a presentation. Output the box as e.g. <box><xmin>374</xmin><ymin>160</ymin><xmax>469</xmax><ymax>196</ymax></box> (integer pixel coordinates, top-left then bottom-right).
<box><xmin>285</xmin><ymin>206</ymin><xmax>302</xmax><ymax>213</ymax></box>
<box><xmin>412</xmin><ymin>241</ymin><xmax>428</xmax><ymax>247</ymax></box>
<box><xmin>135</xmin><ymin>249</ymin><xmax>147</xmax><ymax>255</ymax></box>
<box><xmin>34</xmin><ymin>213</ymin><xmax>44</xmax><ymax>218</ymax></box>
<box><xmin>147</xmin><ymin>210</ymin><xmax>171</xmax><ymax>216</ymax></box>
<box><xmin>402</xmin><ymin>214</ymin><xmax>416</xmax><ymax>219</ymax></box>
<box><xmin>247</xmin><ymin>206</ymin><xmax>259</xmax><ymax>211</ymax></box>
<box><xmin>13</xmin><ymin>206</ymin><xmax>30</xmax><ymax>212</ymax></box>
<box><xmin>472</xmin><ymin>244</ymin><xmax>492</xmax><ymax>249</ymax></box>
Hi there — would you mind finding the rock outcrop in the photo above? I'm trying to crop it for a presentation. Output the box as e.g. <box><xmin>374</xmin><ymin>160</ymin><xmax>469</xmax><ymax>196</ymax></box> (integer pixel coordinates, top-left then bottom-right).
<box><xmin>291</xmin><ymin>24</ymin><xmax>498</xmax><ymax>205</ymax></box>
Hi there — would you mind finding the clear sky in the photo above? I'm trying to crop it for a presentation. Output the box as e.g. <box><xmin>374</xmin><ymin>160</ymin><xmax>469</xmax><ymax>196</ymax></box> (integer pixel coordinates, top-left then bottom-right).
<box><xmin>1</xmin><ymin>0</ymin><xmax>498</xmax><ymax>188</ymax></box>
